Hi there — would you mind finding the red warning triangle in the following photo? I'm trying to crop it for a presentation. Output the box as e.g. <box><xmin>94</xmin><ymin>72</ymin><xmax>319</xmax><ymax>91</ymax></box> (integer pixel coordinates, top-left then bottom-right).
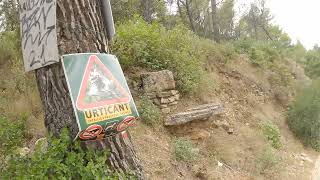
<box><xmin>76</xmin><ymin>55</ymin><xmax>130</xmax><ymax>110</ymax></box>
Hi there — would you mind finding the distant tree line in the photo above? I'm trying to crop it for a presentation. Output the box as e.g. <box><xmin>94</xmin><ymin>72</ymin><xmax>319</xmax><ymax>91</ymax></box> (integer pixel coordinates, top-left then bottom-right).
<box><xmin>2</xmin><ymin>0</ymin><xmax>320</xmax><ymax>79</ymax></box>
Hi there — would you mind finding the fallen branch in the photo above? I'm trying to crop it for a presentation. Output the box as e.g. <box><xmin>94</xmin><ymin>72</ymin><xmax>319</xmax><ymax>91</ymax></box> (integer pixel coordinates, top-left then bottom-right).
<box><xmin>165</xmin><ymin>103</ymin><xmax>224</xmax><ymax>126</ymax></box>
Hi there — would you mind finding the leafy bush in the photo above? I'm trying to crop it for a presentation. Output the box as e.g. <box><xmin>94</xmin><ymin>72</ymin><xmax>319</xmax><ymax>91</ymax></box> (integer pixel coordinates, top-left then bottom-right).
<box><xmin>261</xmin><ymin>121</ymin><xmax>282</xmax><ymax>149</ymax></box>
<box><xmin>1</xmin><ymin>129</ymin><xmax>119</xmax><ymax>179</ymax></box>
<box><xmin>235</xmin><ymin>39</ymin><xmax>293</xmax><ymax>91</ymax></box>
<box><xmin>234</xmin><ymin>39</ymin><xmax>281</xmax><ymax>67</ymax></box>
<box><xmin>112</xmin><ymin>18</ymin><xmax>205</xmax><ymax>94</ymax></box>
<box><xmin>256</xmin><ymin>146</ymin><xmax>280</xmax><ymax>174</ymax></box>
<box><xmin>267</xmin><ymin>63</ymin><xmax>293</xmax><ymax>88</ymax></box>
<box><xmin>138</xmin><ymin>96</ymin><xmax>162</xmax><ymax>126</ymax></box>
<box><xmin>112</xmin><ymin>17</ymin><xmax>241</xmax><ymax>94</ymax></box>
<box><xmin>288</xmin><ymin>80</ymin><xmax>320</xmax><ymax>150</ymax></box>
<box><xmin>173</xmin><ymin>138</ymin><xmax>198</xmax><ymax>162</ymax></box>
<box><xmin>0</xmin><ymin>116</ymin><xmax>26</xmax><ymax>155</ymax></box>
<box><xmin>198</xmin><ymin>39</ymin><xmax>237</xmax><ymax>65</ymax></box>
<box><xmin>0</xmin><ymin>31</ymin><xmax>21</xmax><ymax>66</ymax></box>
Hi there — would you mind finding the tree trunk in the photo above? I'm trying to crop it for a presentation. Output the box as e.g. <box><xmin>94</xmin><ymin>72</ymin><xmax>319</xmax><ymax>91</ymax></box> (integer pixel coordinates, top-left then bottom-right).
<box><xmin>141</xmin><ymin>0</ymin><xmax>153</xmax><ymax>23</ymax></box>
<box><xmin>211</xmin><ymin>0</ymin><xmax>219</xmax><ymax>42</ymax></box>
<box><xmin>185</xmin><ymin>0</ymin><xmax>196</xmax><ymax>32</ymax></box>
<box><xmin>35</xmin><ymin>0</ymin><xmax>143</xmax><ymax>178</ymax></box>
<box><xmin>254</xmin><ymin>21</ymin><xmax>258</xmax><ymax>40</ymax></box>
<box><xmin>177</xmin><ymin>0</ymin><xmax>184</xmax><ymax>23</ymax></box>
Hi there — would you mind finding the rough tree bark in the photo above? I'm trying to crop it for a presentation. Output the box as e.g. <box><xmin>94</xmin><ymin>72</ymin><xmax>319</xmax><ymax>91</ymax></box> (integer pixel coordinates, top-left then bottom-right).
<box><xmin>35</xmin><ymin>0</ymin><xmax>143</xmax><ymax>178</ymax></box>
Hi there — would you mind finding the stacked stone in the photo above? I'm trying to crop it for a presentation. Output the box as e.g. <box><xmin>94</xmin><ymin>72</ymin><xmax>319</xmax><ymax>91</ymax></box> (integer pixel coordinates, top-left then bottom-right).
<box><xmin>146</xmin><ymin>90</ymin><xmax>180</xmax><ymax>114</ymax></box>
<box><xmin>141</xmin><ymin>70</ymin><xmax>180</xmax><ymax>114</ymax></box>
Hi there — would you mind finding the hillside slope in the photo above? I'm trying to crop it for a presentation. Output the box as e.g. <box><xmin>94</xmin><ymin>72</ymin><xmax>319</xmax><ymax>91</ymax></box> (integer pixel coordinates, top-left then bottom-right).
<box><xmin>130</xmin><ymin>56</ymin><xmax>318</xmax><ymax>180</ymax></box>
<box><xmin>1</xmin><ymin>55</ymin><xmax>318</xmax><ymax>179</ymax></box>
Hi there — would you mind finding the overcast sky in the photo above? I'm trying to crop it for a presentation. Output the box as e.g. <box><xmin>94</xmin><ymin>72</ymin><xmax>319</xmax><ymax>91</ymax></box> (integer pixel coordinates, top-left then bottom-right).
<box><xmin>237</xmin><ymin>0</ymin><xmax>320</xmax><ymax>49</ymax></box>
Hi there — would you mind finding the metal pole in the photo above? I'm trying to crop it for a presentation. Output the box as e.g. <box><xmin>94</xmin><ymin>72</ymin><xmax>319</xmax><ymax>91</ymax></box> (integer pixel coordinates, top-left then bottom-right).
<box><xmin>101</xmin><ymin>0</ymin><xmax>115</xmax><ymax>41</ymax></box>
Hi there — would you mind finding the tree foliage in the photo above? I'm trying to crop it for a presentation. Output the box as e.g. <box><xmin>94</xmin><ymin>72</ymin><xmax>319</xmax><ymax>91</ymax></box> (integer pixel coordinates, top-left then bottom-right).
<box><xmin>111</xmin><ymin>0</ymin><xmax>167</xmax><ymax>24</ymax></box>
<box><xmin>305</xmin><ymin>48</ymin><xmax>320</xmax><ymax>78</ymax></box>
<box><xmin>238</xmin><ymin>0</ymin><xmax>273</xmax><ymax>41</ymax></box>
<box><xmin>0</xmin><ymin>0</ymin><xmax>19</xmax><ymax>31</ymax></box>
<box><xmin>218</xmin><ymin>0</ymin><xmax>235</xmax><ymax>40</ymax></box>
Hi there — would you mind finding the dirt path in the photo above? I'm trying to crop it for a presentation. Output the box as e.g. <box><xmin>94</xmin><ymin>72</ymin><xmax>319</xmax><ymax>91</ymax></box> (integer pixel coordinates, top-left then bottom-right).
<box><xmin>312</xmin><ymin>156</ymin><xmax>320</xmax><ymax>180</ymax></box>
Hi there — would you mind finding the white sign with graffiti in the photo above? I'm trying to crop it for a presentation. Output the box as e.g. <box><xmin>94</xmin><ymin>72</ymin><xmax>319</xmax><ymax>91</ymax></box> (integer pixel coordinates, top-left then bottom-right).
<box><xmin>19</xmin><ymin>0</ymin><xmax>59</xmax><ymax>72</ymax></box>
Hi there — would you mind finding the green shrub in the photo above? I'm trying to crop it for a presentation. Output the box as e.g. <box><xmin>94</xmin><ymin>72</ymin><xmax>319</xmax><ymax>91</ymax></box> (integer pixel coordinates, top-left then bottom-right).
<box><xmin>112</xmin><ymin>18</ymin><xmax>205</xmax><ymax>94</ymax></box>
<box><xmin>113</xmin><ymin>17</ymin><xmax>240</xmax><ymax>94</ymax></box>
<box><xmin>234</xmin><ymin>39</ymin><xmax>281</xmax><ymax>67</ymax></box>
<box><xmin>261</xmin><ymin>121</ymin><xmax>282</xmax><ymax>149</ymax></box>
<box><xmin>288</xmin><ymin>80</ymin><xmax>320</xmax><ymax>150</ymax></box>
<box><xmin>267</xmin><ymin>62</ymin><xmax>293</xmax><ymax>87</ymax></box>
<box><xmin>256</xmin><ymin>146</ymin><xmax>280</xmax><ymax>174</ymax></box>
<box><xmin>1</xmin><ymin>129</ymin><xmax>119</xmax><ymax>180</ymax></box>
<box><xmin>0</xmin><ymin>31</ymin><xmax>21</xmax><ymax>66</ymax></box>
<box><xmin>138</xmin><ymin>96</ymin><xmax>162</xmax><ymax>126</ymax></box>
<box><xmin>0</xmin><ymin>116</ymin><xmax>26</xmax><ymax>155</ymax></box>
<box><xmin>199</xmin><ymin>39</ymin><xmax>237</xmax><ymax>64</ymax></box>
<box><xmin>173</xmin><ymin>138</ymin><xmax>198</xmax><ymax>162</ymax></box>
<box><xmin>234</xmin><ymin>39</ymin><xmax>293</xmax><ymax>89</ymax></box>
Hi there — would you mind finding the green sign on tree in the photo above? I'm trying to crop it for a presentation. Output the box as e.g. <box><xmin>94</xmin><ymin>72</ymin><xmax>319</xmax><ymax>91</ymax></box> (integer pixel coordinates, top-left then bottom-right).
<box><xmin>62</xmin><ymin>53</ymin><xmax>139</xmax><ymax>141</ymax></box>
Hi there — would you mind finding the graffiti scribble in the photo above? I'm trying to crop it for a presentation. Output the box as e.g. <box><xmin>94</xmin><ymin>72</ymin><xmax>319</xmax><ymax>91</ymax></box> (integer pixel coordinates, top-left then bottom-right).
<box><xmin>19</xmin><ymin>0</ymin><xmax>58</xmax><ymax>72</ymax></box>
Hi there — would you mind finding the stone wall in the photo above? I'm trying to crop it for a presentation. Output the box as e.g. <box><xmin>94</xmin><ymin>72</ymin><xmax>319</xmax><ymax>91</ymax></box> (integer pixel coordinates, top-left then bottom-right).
<box><xmin>141</xmin><ymin>70</ymin><xmax>180</xmax><ymax>114</ymax></box>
